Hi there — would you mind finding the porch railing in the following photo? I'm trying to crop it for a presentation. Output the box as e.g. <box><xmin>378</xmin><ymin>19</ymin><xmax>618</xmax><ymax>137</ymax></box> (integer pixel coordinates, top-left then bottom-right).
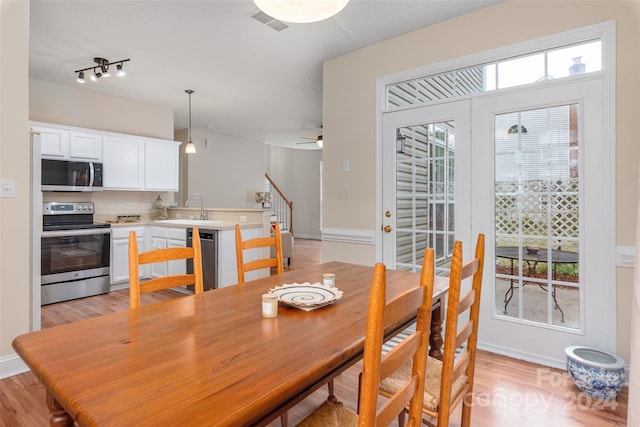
<box><xmin>265</xmin><ymin>173</ymin><xmax>294</xmax><ymax>235</ymax></box>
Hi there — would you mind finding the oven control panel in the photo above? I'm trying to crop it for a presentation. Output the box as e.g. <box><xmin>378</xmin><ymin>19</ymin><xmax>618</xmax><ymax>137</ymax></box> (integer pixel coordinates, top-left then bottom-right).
<box><xmin>43</xmin><ymin>202</ymin><xmax>94</xmax><ymax>215</ymax></box>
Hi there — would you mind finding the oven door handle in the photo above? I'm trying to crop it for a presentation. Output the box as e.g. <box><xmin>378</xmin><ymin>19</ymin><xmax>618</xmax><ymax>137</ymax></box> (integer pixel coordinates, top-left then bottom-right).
<box><xmin>41</xmin><ymin>228</ymin><xmax>111</xmax><ymax>238</ymax></box>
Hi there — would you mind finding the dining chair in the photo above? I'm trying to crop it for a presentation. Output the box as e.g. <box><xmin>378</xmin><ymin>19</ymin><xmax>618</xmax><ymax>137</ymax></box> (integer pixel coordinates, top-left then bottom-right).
<box><xmin>297</xmin><ymin>249</ymin><xmax>436</xmax><ymax>427</ymax></box>
<box><xmin>128</xmin><ymin>227</ymin><xmax>204</xmax><ymax>309</ymax></box>
<box><xmin>380</xmin><ymin>233</ymin><xmax>485</xmax><ymax>427</ymax></box>
<box><xmin>235</xmin><ymin>222</ymin><xmax>283</xmax><ymax>284</ymax></box>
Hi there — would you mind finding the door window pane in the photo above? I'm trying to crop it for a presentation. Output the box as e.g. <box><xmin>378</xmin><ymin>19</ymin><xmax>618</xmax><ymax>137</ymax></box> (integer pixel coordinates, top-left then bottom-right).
<box><xmin>494</xmin><ymin>105</ymin><xmax>580</xmax><ymax>329</ymax></box>
<box><xmin>396</xmin><ymin>122</ymin><xmax>455</xmax><ymax>275</ymax></box>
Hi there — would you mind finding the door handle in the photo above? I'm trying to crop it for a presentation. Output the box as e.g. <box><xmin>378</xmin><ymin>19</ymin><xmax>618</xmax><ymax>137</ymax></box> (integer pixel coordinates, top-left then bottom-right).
<box><xmin>383</xmin><ymin>225</ymin><xmax>392</xmax><ymax>233</ymax></box>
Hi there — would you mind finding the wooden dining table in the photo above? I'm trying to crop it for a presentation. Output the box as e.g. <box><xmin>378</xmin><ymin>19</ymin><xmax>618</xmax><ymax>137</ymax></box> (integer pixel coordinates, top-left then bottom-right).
<box><xmin>13</xmin><ymin>261</ymin><xmax>448</xmax><ymax>427</ymax></box>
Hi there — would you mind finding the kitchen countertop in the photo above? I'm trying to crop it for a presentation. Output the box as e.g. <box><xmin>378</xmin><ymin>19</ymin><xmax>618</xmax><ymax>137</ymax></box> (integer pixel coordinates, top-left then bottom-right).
<box><xmin>106</xmin><ymin>219</ymin><xmax>262</xmax><ymax>231</ymax></box>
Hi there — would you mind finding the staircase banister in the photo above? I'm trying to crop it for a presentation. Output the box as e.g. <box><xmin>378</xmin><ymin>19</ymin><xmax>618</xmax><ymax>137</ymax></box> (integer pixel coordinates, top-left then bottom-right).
<box><xmin>265</xmin><ymin>173</ymin><xmax>293</xmax><ymax>208</ymax></box>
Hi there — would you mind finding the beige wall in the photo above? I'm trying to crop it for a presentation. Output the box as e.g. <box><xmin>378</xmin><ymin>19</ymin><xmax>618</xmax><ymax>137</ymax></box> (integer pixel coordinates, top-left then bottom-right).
<box><xmin>30</xmin><ymin>79</ymin><xmax>174</xmax><ymax>139</ymax></box>
<box><xmin>183</xmin><ymin>128</ymin><xmax>266</xmax><ymax>209</ymax></box>
<box><xmin>322</xmin><ymin>1</ymin><xmax>640</xmax><ymax>361</ymax></box>
<box><xmin>266</xmin><ymin>145</ymin><xmax>322</xmax><ymax>239</ymax></box>
<box><xmin>1</xmin><ymin>0</ymin><xmax>30</xmax><ymax>361</ymax></box>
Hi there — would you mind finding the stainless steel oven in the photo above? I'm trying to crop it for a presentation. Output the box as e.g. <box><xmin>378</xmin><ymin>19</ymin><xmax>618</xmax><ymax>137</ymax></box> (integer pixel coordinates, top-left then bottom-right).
<box><xmin>41</xmin><ymin>202</ymin><xmax>110</xmax><ymax>305</ymax></box>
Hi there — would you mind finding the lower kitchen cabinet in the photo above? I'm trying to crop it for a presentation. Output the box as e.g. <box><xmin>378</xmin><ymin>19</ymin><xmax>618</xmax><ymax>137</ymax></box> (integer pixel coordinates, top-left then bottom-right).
<box><xmin>111</xmin><ymin>224</ymin><xmax>264</xmax><ymax>289</ymax></box>
<box><xmin>111</xmin><ymin>226</ymin><xmax>145</xmax><ymax>284</ymax></box>
<box><xmin>149</xmin><ymin>226</ymin><xmax>187</xmax><ymax>279</ymax></box>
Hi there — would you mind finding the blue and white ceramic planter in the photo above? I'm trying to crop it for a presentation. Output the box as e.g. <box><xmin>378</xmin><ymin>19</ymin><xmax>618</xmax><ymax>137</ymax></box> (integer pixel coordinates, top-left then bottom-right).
<box><xmin>564</xmin><ymin>345</ymin><xmax>626</xmax><ymax>400</ymax></box>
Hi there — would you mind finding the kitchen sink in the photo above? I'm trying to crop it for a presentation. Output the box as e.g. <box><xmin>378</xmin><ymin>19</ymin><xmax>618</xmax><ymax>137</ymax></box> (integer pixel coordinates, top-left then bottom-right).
<box><xmin>160</xmin><ymin>219</ymin><xmax>224</xmax><ymax>227</ymax></box>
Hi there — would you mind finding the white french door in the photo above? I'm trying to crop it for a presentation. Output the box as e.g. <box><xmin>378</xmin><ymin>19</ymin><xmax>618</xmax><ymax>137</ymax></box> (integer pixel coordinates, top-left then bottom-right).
<box><xmin>381</xmin><ymin>100</ymin><xmax>472</xmax><ymax>274</ymax></box>
<box><xmin>474</xmin><ymin>78</ymin><xmax>613</xmax><ymax>366</ymax></box>
<box><xmin>380</xmin><ymin>79</ymin><xmax>612</xmax><ymax>367</ymax></box>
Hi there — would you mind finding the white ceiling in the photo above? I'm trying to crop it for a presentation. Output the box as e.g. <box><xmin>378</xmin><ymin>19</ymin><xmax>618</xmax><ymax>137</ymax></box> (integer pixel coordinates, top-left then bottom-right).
<box><xmin>29</xmin><ymin>0</ymin><xmax>498</xmax><ymax>149</ymax></box>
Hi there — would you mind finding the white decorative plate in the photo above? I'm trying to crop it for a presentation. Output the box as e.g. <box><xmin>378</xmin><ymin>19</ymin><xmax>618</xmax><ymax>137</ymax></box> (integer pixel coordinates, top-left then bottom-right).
<box><xmin>269</xmin><ymin>282</ymin><xmax>343</xmax><ymax>309</ymax></box>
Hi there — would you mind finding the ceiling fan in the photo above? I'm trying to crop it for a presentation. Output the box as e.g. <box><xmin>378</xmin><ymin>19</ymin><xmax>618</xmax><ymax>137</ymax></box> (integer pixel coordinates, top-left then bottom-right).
<box><xmin>297</xmin><ymin>134</ymin><xmax>323</xmax><ymax>148</ymax></box>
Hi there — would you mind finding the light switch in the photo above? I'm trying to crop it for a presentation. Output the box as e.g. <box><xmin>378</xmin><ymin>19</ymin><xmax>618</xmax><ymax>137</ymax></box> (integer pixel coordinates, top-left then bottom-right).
<box><xmin>339</xmin><ymin>188</ymin><xmax>349</xmax><ymax>199</ymax></box>
<box><xmin>0</xmin><ymin>179</ymin><xmax>16</xmax><ymax>198</ymax></box>
<box><xmin>343</xmin><ymin>161</ymin><xmax>350</xmax><ymax>172</ymax></box>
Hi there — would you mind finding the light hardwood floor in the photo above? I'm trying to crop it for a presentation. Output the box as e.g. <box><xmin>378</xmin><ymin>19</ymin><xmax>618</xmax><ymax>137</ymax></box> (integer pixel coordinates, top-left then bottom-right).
<box><xmin>0</xmin><ymin>239</ymin><xmax>628</xmax><ymax>426</ymax></box>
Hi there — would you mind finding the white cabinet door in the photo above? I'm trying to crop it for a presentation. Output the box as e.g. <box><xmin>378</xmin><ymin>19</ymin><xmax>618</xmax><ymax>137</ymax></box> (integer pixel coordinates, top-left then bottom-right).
<box><xmin>70</xmin><ymin>131</ymin><xmax>102</xmax><ymax>161</ymax></box>
<box><xmin>167</xmin><ymin>239</ymin><xmax>187</xmax><ymax>275</ymax></box>
<box><xmin>111</xmin><ymin>226</ymin><xmax>145</xmax><ymax>284</ymax></box>
<box><xmin>145</xmin><ymin>140</ymin><xmax>179</xmax><ymax>191</ymax></box>
<box><xmin>102</xmin><ymin>136</ymin><xmax>144</xmax><ymax>190</ymax></box>
<box><xmin>34</xmin><ymin>125</ymin><xmax>69</xmax><ymax>158</ymax></box>
<box><xmin>149</xmin><ymin>235</ymin><xmax>168</xmax><ymax>278</ymax></box>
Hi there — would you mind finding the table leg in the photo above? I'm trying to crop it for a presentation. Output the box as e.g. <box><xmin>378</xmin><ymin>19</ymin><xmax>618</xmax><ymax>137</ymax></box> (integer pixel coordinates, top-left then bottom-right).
<box><xmin>46</xmin><ymin>390</ymin><xmax>74</xmax><ymax>427</ymax></box>
<box><xmin>503</xmin><ymin>259</ymin><xmax>515</xmax><ymax>314</ymax></box>
<box><xmin>429</xmin><ymin>297</ymin><xmax>444</xmax><ymax>360</ymax></box>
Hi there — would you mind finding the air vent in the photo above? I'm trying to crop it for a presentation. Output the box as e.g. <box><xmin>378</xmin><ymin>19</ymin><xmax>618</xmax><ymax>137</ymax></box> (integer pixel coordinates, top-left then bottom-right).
<box><xmin>248</xmin><ymin>9</ymin><xmax>289</xmax><ymax>32</ymax></box>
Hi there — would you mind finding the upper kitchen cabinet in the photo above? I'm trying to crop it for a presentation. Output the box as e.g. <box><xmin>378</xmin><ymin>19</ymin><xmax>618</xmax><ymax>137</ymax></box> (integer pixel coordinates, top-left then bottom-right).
<box><xmin>145</xmin><ymin>140</ymin><xmax>179</xmax><ymax>191</ymax></box>
<box><xmin>103</xmin><ymin>136</ymin><xmax>179</xmax><ymax>191</ymax></box>
<box><xmin>102</xmin><ymin>135</ymin><xmax>145</xmax><ymax>190</ymax></box>
<box><xmin>32</xmin><ymin>122</ymin><xmax>102</xmax><ymax>161</ymax></box>
<box><xmin>69</xmin><ymin>131</ymin><xmax>102</xmax><ymax>160</ymax></box>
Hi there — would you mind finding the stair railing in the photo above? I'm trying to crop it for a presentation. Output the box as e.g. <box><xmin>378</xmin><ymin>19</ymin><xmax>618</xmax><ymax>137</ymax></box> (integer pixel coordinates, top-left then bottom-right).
<box><xmin>265</xmin><ymin>173</ymin><xmax>294</xmax><ymax>235</ymax></box>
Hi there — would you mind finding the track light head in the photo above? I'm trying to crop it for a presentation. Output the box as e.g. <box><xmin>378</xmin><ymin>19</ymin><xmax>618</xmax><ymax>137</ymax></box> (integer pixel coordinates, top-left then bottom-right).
<box><xmin>116</xmin><ymin>63</ymin><xmax>126</xmax><ymax>77</ymax></box>
<box><xmin>76</xmin><ymin>71</ymin><xmax>85</xmax><ymax>83</ymax></box>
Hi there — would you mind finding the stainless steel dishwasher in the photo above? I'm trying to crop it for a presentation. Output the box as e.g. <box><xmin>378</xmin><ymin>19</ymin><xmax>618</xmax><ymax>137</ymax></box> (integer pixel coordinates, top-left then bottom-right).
<box><xmin>187</xmin><ymin>228</ymin><xmax>217</xmax><ymax>291</ymax></box>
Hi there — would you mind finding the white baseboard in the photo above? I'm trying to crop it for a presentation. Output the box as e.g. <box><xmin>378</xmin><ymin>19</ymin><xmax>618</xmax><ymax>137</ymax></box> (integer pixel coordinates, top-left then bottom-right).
<box><xmin>321</xmin><ymin>228</ymin><xmax>375</xmax><ymax>245</ymax></box>
<box><xmin>292</xmin><ymin>233</ymin><xmax>321</xmax><ymax>240</ymax></box>
<box><xmin>477</xmin><ymin>340</ymin><xmax>566</xmax><ymax>370</ymax></box>
<box><xmin>0</xmin><ymin>353</ymin><xmax>29</xmax><ymax>379</ymax></box>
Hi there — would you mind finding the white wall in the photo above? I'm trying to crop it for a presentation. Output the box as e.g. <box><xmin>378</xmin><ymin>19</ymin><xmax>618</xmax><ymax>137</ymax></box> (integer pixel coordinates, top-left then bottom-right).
<box><xmin>266</xmin><ymin>145</ymin><xmax>322</xmax><ymax>239</ymax></box>
<box><xmin>322</xmin><ymin>0</ymin><xmax>640</xmax><ymax>361</ymax></box>
<box><xmin>181</xmin><ymin>128</ymin><xmax>265</xmax><ymax>209</ymax></box>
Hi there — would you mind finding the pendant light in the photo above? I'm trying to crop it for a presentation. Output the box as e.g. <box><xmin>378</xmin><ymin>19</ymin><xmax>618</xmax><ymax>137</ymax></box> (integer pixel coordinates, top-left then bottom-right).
<box><xmin>253</xmin><ymin>0</ymin><xmax>349</xmax><ymax>23</ymax></box>
<box><xmin>185</xmin><ymin>90</ymin><xmax>196</xmax><ymax>154</ymax></box>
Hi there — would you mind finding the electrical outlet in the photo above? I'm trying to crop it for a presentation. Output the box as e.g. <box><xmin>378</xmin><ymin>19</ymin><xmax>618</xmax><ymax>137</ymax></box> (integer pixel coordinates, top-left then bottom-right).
<box><xmin>339</xmin><ymin>188</ymin><xmax>349</xmax><ymax>199</ymax></box>
<box><xmin>146</xmin><ymin>202</ymin><xmax>152</xmax><ymax>210</ymax></box>
<box><xmin>125</xmin><ymin>202</ymin><xmax>136</xmax><ymax>209</ymax></box>
<box><xmin>0</xmin><ymin>179</ymin><xmax>16</xmax><ymax>198</ymax></box>
<box><xmin>240</xmin><ymin>215</ymin><xmax>247</xmax><ymax>223</ymax></box>
<box><xmin>115</xmin><ymin>202</ymin><xmax>122</xmax><ymax>210</ymax></box>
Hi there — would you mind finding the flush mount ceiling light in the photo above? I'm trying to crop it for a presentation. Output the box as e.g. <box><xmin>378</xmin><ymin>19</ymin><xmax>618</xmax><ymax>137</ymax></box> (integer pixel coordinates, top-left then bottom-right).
<box><xmin>74</xmin><ymin>57</ymin><xmax>130</xmax><ymax>83</ymax></box>
<box><xmin>184</xmin><ymin>90</ymin><xmax>197</xmax><ymax>154</ymax></box>
<box><xmin>253</xmin><ymin>0</ymin><xmax>349</xmax><ymax>23</ymax></box>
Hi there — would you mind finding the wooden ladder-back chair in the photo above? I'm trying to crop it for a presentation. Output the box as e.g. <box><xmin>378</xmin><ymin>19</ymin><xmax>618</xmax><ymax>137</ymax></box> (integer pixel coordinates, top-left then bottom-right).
<box><xmin>380</xmin><ymin>233</ymin><xmax>485</xmax><ymax>427</ymax></box>
<box><xmin>297</xmin><ymin>249</ymin><xmax>436</xmax><ymax>427</ymax></box>
<box><xmin>128</xmin><ymin>227</ymin><xmax>204</xmax><ymax>309</ymax></box>
<box><xmin>235</xmin><ymin>222</ymin><xmax>283</xmax><ymax>284</ymax></box>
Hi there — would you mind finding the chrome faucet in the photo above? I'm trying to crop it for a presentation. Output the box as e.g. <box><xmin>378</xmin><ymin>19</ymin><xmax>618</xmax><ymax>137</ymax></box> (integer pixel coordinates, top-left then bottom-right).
<box><xmin>185</xmin><ymin>193</ymin><xmax>207</xmax><ymax>220</ymax></box>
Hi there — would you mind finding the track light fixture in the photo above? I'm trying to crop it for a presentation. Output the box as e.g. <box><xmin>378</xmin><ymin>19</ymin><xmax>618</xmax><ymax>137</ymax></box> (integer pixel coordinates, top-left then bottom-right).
<box><xmin>74</xmin><ymin>57</ymin><xmax>130</xmax><ymax>83</ymax></box>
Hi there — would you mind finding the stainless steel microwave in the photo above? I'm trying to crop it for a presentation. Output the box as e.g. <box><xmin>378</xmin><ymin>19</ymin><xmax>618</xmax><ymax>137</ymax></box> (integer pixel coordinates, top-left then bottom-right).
<box><xmin>41</xmin><ymin>159</ymin><xmax>103</xmax><ymax>192</ymax></box>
